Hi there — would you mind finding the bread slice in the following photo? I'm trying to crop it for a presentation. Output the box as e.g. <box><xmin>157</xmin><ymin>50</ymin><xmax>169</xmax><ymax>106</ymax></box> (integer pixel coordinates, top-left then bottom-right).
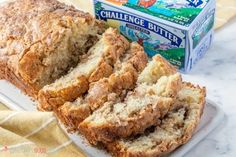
<box><xmin>57</xmin><ymin>42</ymin><xmax>148</xmax><ymax>131</ymax></box>
<box><xmin>0</xmin><ymin>0</ymin><xmax>105</xmax><ymax>98</ymax></box>
<box><xmin>137</xmin><ymin>54</ymin><xmax>177</xmax><ymax>84</ymax></box>
<box><xmin>106</xmin><ymin>82</ymin><xmax>206</xmax><ymax>157</ymax></box>
<box><xmin>38</xmin><ymin>28</ymin><xmax>129</xmax><ymax>111</ymax></box>
<box><xmin>78</xmin><ymin>55</ymin><xmax>182</xmax><ymax>144</ymax></box>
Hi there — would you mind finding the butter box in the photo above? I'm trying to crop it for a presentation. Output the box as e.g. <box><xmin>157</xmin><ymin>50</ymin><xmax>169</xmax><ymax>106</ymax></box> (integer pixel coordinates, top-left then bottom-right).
<box><xmin>93</xmin><ymin>0</ymin><xmax>215</xmax><ymax>72</ymax></box>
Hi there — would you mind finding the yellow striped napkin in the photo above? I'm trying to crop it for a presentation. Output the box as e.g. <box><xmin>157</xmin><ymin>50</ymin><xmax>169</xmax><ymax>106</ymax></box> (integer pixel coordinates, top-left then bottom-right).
<box><xmin>215</xmin><ymin>0</ymin><xmax>236</xmax><ymax>29</ymax></box>
<box><xmin>0</xmin><ymin>0</ymin><xmax>235</xmax><ymax>156</ymax></box>
<box><xmin>0</xmin><ymin>103</ymin><xmax>86</xmax><ymax>157</ymax></box>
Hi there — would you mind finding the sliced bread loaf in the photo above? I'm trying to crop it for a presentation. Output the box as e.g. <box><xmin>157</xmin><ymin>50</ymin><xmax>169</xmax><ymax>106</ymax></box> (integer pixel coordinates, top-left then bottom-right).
<box><xmin>106</xmin><ymin>82</ymin><xmax>206</xmax><ymax>157</ymax></box>
<box><xmin>78</xmin><ymin>55</ymin><xmax>182</xmax><ymax>144</ymax></box>
<box><xmin>56</xmin><ymin>42</ymin><xmax>148</xmax><ymax>131</ymax></box>
<box><xmin>38</xmin><ymin>28</ymin><xmax>129</xmax><ymax>111</ymax></box>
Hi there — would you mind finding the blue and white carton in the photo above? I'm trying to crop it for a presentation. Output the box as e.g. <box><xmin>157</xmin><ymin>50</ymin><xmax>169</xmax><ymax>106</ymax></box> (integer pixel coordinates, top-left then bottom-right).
<box><xmin>93</xmin><ymin>0</ymin><xmax>215</xmax><ymax>72</ymax></box>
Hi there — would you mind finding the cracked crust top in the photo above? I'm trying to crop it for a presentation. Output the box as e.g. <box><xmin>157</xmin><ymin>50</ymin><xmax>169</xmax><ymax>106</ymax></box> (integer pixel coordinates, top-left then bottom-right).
<box><xmin>0</xmin><ymin>0</ymin><xmax>105</xmax><ymax>98</ymax></box>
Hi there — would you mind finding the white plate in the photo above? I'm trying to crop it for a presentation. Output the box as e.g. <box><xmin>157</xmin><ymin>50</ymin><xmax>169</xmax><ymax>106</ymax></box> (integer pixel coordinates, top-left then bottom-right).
<box><xmin>0</xmin><ymin>80</ymin><xmax>225</xmax><ymax>157</ymax></box>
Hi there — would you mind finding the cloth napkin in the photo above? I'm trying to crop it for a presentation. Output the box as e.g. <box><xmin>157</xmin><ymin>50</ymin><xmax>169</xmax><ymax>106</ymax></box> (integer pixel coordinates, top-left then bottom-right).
<box><xmin>0</xmin><ymin>0</ymin><xmax>235</xmax><ymax>157</ymax></box>
<box><xmin>215</xmin><ymin>0</ymin><xmax>236</xmax><ymax>29</ymax></box>
<box><xmin>0</xmin><ymin>103</ymin><xmax>86</xmax><ymax>157</ymax></box>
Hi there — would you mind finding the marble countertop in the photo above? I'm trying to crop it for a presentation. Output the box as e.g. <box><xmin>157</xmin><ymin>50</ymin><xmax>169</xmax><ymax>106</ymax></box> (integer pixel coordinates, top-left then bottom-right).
<box><xmin>183</xmin><ymin>18</ymin><xmax>236</xmax><ymax>157</ymax></box>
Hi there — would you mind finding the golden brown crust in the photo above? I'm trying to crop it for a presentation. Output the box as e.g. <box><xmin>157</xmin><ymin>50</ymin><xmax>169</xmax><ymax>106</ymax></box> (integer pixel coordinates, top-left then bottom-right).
<box><xmin>0</xmin><ymin>0</ymin><xmax>105</xmax><ymax>98</ymax></box>
<box><xmin>106</xmin><ymin>82</ymin><xmax>206</xmax><ymax>157</ymax></box>
<box><xmin>38</xmin><ymin>76</ymin><xmax>89</xmax><ymax>111</ymax></box>
<box><xmin>0</xmin><ymin>60</ymin><xmax>38</xmax><ymax>98</ymax></box>
<box><xmin>89</xmin><ymin>61</ymin><xmax>113</xmax><ymax>83</ymax></box>
<box><xmin>56</xmin><ymin>100</ymin><xmax>91</xmax><ymax>132</ymax></box>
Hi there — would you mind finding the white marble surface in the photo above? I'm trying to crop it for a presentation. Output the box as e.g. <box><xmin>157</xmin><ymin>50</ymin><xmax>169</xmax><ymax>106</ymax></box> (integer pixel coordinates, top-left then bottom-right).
<box><xmin>182</xmin><ymin>18</ymin><xmax>236</xmax><ymax>157</ymax></box>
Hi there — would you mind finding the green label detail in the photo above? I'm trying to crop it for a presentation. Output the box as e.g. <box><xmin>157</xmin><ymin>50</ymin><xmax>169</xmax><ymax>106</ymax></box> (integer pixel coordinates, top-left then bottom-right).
<box><xmin>123</xmin><ymin>0</ymin><xmax>209</xmax><ymax>26</ymax></box>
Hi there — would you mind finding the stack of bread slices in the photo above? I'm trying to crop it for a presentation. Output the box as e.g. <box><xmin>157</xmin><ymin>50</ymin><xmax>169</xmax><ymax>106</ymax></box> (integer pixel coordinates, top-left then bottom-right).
<box><xmin>40</xmin><ymin>41</ymin><xmax>206</xmax><ymax>156</ymax></box>
<box><xmin>0</xmin><ymin>0</ymin><xmax>206</xmax><ymax>156</ymax></box>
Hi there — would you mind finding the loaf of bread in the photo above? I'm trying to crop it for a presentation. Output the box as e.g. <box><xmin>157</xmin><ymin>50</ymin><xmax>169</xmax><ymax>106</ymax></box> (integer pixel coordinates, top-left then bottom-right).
<box><xmin>78</xmin><ymin>56</ymin><xmax>182</xmax><ymax>144</ymax></box>
<box><xmin>0</xmin><ymin>0</ymin><xmax>105</xmax><ymax>98</ymax></box>
<box><xmin>56</xmin><ymin>42</ymin><xmax>148</xmax><ymax>131</ymax></box>
<box><xmin>38</xmin><ymin>28</ymin><xmax>129</xmax><ymax>111</ymax></box>
<box><xmin>106</xmin><ymin>82</ymin><xmax>206</xmax><ymax>157</ymax></box>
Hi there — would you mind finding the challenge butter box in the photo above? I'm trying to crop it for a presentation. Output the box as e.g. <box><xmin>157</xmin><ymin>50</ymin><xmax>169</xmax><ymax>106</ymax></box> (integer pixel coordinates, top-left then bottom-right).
<box><xmin>93</xmin><ymin>0</ymin><xmax>215</xmax><ymax>72</ymax></box>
